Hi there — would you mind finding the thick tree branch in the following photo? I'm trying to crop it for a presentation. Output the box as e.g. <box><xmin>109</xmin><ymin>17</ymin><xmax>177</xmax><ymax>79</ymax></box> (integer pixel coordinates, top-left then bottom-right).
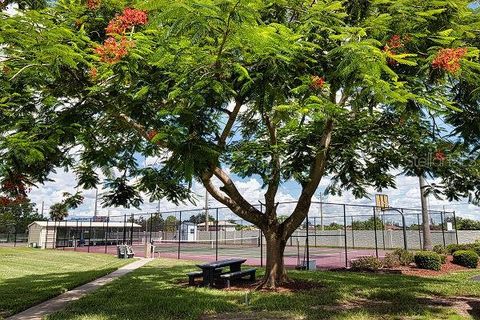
<box><xmin>201</xmin><ymin>170</ymin><xmax>264</xmax><ymax>226</ymax></box>
<box><xmin>110</xmin><ymin>113</ymin><xmax>167</xmax><ymax>148</ymax></box>
<box><xmin>263</xmin><ymin>112</ymin><xmax>281</xmax><ymax>219</ymax></box>
<box><xmin>218</xmin><ymin>98</ymin><xmax>243</xmax><ymax>148</ymax></box>
<box><xmin>281</xmin><ymin>118</ymin><xmax>334</xmax><ymax>237</ymax></box>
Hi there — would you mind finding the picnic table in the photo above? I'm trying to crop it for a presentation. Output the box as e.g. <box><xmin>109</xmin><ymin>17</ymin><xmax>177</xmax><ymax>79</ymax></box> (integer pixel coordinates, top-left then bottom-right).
<box><xmin>189</xmin><ymin>258</ymin><xmax>255</xmax><ymax>287</ymax></box>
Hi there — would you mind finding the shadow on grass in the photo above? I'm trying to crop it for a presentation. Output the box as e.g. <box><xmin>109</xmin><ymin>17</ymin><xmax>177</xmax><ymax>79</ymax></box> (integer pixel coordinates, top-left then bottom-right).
<box><xmin>36</xmin><ymin>260</ymin><xmax>480</xmax><ymax>320</ymax></box>
<box><xmin>0</xmin><ymin>267</ymin><xmax>122</xmax><ymax>318</ymax></box>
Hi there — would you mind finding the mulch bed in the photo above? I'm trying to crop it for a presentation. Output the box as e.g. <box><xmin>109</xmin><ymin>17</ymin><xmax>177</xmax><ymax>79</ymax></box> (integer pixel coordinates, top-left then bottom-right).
<box><xmin>332</xmin><ymin>256</ymin><xmax>477</xmax><ymax>277</ymax></box>
<box><xmin>396</xmin><ymin>256</ymin><xmax>470</xmax><ymax>277</ymax></box>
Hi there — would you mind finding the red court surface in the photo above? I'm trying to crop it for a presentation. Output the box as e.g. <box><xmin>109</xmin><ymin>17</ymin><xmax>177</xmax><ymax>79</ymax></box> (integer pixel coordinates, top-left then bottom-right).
<box><xmin>61</xmin><ymin>243</ymin><xmax>387</xmax><ymax>269</ymax></box>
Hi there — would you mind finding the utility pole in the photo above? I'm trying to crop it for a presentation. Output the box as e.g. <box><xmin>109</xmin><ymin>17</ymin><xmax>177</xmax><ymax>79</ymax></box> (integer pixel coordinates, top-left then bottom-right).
<box><xmin>318</xmin><ymin>190</ymin><xmax>324</xmax><ymax>231</ymax></box>
<box><xmin>419</xmin><ymin>175</ymin><xmax>432</xmax><ymax>250</ymax></box>
<box><xmin>94</xmin><ymin>188</ymin><xmax>98</xmax><ymax>217</ymax></box>
<box><xmin>41</xmin><ymin>201</ymin><xmax>44</xmax><ymax>218</ymax></box>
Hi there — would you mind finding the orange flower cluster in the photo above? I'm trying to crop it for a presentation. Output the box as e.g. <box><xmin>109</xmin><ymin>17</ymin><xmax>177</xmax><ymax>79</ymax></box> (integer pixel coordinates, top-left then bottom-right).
<box><xmin>0</xmin><ymin>175</ymin><xmax>29</xmax><ymax>206</ymax></box>
<box><xmin>383</xmin><ymin>34</ymin><xmax>411</xmax><ymax>66</ymax></box>
<box><xmin>434</xmin><ymin>150</ymin><xmax>447</xmax><ymax>161</ymax></box>
<box><xmin>88</xmin><ymin>67</ymin><xmax>98</xmax><ymax>80</ymax></box>
<box><xmin>310</xmin><ymin>76</ymin><xmax>325</xmax><ymax>90</ymax></box>
<box><xmin>95</xmin><ymin>37</ymin><xmax>134</xmax><ymax>64</ymax></box>
<box><xmin>147</xmin><ymin>130</ymin><xmax>158</xmax><ymax>141</ymax></box>
<box><xmin>0</xmin><ymin>195</ymin><xmax>27</xmax><ymax>206</ymax></box>
<box><xmin>432</xmin><ymin>48</ymin><xmax>468</xmax><ymax>74</ymax></box>
<box><xmin>93</xmin><ymin>8</ymin><xmax>147</xmax><ymax>64</ymax></box>
<box><xmin>106</xmin><ymin>8</ymin><xmax>148</xmax><ymax>35</ymax></box>
<box><xmin>87</xmin><ymin>0</ymin><xmax>101</xmax><ymax>10</ymax></box>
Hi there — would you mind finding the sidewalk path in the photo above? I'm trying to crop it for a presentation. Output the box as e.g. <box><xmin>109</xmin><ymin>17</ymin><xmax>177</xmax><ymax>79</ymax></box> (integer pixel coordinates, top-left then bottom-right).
<box><xmin>7</xmin><ymin>258</ymin><xmax>153</xmax><ymax>320</ymax></box>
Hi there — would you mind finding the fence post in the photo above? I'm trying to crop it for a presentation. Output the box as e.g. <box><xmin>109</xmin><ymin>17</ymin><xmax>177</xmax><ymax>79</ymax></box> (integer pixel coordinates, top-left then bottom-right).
<box><xmin>88</xmin><ymin>218</ymin><xmax>92</xmax><ymax>253</ymax></box>
<box><xmin>74</xmin><ymin>219</ymin><xmax>78</xmax><ymax>251</ymax></box>
<box><xmin>123</xmin><ymin>214</ymin><xmax>127</xmax><ymax>245</ymax></box>
<box><xmin>314</xmin><ymin>217</ymin><xmax>317</xmax><ymax>247</ymax></box>
<box><xmin>105</xmin><ymin>218</ymin><xmax>109</xmax><ymax>254</ymax></box>
<box><xmin>215</xmin><ymin>209</ymin><xmax>219</xmax><ymax>261</ymax></box>
<box><xmin>351</xmin><ymin>216</ymin><xmax>355</xmax><ymax>249</ymax></box>
<box><xmin>343</xmin><ymin>204</ymin><xmax>348</xmax><ymax>268</ymax></box>
<box><xmin>306</xmin><ymin>213</ymin><xmax>310</xmax><ymax>270</ymax></box>
<box><xmin>401</xmin><ymin>209</ymin><xmax>408</xmax><ymax>250</ymax></box>
<box><xmin>453</xmin><ymin>210</ymin><xmax>459</xmax><ymax>245</ymax></box>
<box><xmin>440</xmin><ymin>210</ymin><xmax>446</xmax><ymax>247</ymax></box>
<box><xmin>13</xmin><ymin>222</ymin><xmax>18</xmax><ymax>247</ymax></box>
<box><xmin>372</xmin><ymin>207</ymin><xmax>379</xmax><ymax>258</ymax></box>
<box><xmin>381</xmin><ymin>213</ymin><xmax>386</xmax><ymax>250</ymax></box>
<box><xmin>149</xmin><ymin>213</ymin><xmax>153</xmax><ymax>244</ymax></box>
<box><xmin>130</xmin><ymin>214</ymin><xmax>134</xmax><ymax>245</ymax></box>
<box><xmin>177</xmin><ymin>211</ymin><xmax>182</xmax><ymax>259</ymax></box>
<box><xmin>64</xmin><ymin>219</ymin><xmax>67</xmax><ymax>249</ymax></box>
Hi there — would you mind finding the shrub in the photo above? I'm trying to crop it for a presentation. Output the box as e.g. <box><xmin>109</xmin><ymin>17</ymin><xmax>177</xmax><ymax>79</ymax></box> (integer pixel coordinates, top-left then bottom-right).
<box><xmin>439</xmin><ymin>254</ymin><xmax>447</xmax><ymax>264</ymax></box>
<box><xmin>414</xmin><ymin>251</ymin><xmax>442</xmax><ymax>271</ymax></box>
<box><xmin>433</xmin><ymin>245</ymin><xmax>448</xmax><ymax>255</ymax></box>
<box><xmin>383</xmin><ymin>252</ymin><xmax>400</xmax><ymax>268</ymax></box>
<box><xmin>452</xmin><ymin>250</ymin><xmax>479</xmax><ymax>268</ymax></box>
<box><xmin>392</xmin><ymin>248</ymin><xmax>414</xmax><ymax>266</ymax></box>
<box><xmin>351</xmin><ymin>256</ymin><xmax>383</xmax><ymax>271</ymax></box>
<box><xmin>446</xmin><ymin>243</ymin><xmax>480</xmax><ymax>255</ymax></box>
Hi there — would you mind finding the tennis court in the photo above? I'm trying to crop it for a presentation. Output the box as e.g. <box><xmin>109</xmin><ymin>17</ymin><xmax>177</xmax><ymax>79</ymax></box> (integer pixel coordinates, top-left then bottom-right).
<box><xmin>67</xmin><ymin>236</ymin><xmax>387</xmax><ymax>269</ymax></box>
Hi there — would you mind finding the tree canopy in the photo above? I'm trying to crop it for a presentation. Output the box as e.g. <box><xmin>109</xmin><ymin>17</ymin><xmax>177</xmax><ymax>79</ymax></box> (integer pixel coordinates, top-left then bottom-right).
<box><xmin>2</xmin><ymin>0</ymin><xmax>480</xmax><ymax>287</ymax></box>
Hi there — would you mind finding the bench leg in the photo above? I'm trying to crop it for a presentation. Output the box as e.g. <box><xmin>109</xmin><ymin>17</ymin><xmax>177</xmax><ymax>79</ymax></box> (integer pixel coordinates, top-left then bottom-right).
<box><xmin>250</xmin><ymin>273</ymin><xmax>255</xmax><ymax>281</ymax></box>
<box><xmin>189</xmin><ymin>276</ymin><xmax>195</xmax><ymax>286</ymax></box>
<box><xmin>225</xmin><ymin>279</ymin><xmax>230</xmax><ymax>288</ymax></box>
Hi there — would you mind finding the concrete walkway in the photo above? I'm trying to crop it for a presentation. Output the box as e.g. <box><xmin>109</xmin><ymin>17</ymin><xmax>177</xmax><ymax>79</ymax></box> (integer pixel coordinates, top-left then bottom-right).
<box><xmin>7</xmin><ymin>258</ymin><xmax>153</xmax><ymax>320</ymax></box>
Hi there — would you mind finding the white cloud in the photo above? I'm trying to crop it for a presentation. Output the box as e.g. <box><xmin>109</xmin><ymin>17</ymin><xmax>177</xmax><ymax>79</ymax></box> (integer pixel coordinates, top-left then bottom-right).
<box><xmin>28</xmin><ymin>167</ymin><xmax>480</xmax><ymax>221</ymax></box>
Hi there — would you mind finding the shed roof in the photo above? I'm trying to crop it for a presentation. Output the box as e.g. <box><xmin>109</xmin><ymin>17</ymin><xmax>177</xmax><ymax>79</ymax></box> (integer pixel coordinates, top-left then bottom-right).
<box><xmin>28</xmin><ymin>221</ymin><xmax>142</xmax><ymax>228</ymax></box>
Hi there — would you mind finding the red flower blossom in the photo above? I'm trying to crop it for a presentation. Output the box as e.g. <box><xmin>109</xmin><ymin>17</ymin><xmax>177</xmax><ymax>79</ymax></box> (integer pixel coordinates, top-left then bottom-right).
<box><xmin>432</xmin><ymin>48</ymin><xmax>468</xmax><ymax>74</ymax></box>
<box><xmin>106</xmin><ymin>18</ymin><xmax>125</xmax><ymax>35</ymax></box>
<box><xmin>147</xmin><ymin>130</ymin><xmax>158</xmax><ymax>141</ymax></box>
<box><xmin>121</xmin><ymin>8</ymin><xmax>148</xmax><ymax>26</ymax></box>
<box><xmin>95</xmin><ymin>37</ymin><xmax>134</xmax><ymax>64</ymax></box>
<box><xmin>383</xmin><ymin>34</ymin><xmax>412</xmax><ymax>67</ymax></box>
<box><xmin>386</xmin><ymin>35</ymin><xmax>403</xmax><ymax>50</ymax></box>
<box><xmin>89</xmin><ymin>67</ymin><xmax>98</xmax><ymax>79</ymax></box>
<box><xmin>310</xmin><ymin>76</ymin><xmax>325</xmax><ymax>90</ymax></box>
<box><xmin>87</xmin><ymin>0</ymin><xmax>101</xmax><ymax>10</ymax></box>
<box><xmin>434</xmin><ymin>150</ymin><xmax>447</xmax><ymax>161</ymax></box>
<box><xmin>106</xmin><ymin>8</ymin><xmax>148</xmax><ymax>35</ymax></box>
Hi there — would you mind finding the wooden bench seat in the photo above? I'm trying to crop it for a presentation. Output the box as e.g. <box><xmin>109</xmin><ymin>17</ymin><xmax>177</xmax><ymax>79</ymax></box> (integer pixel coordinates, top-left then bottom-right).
<box><xmin>219</xmin><ymin>269</ymin><xmax>256</xmax><ymax>288</ymax></box>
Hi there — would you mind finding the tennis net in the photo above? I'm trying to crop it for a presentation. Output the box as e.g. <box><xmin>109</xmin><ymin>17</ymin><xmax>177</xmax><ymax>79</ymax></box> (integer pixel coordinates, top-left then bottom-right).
<box><xmin>152</xmin><ymin>236</ymin><xmax>260</xmax><ymax>251</ymax></box>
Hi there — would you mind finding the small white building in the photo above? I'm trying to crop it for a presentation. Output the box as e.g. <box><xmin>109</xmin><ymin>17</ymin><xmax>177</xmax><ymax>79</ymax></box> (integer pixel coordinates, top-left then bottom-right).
<box><xmin>180</xmin><ymin>222</ymin><xmax>197</xmax><ymax>241</ymax></box>
<box><xmin>28</xmin><ymin>221</ymin><xmax>142</xmax><ymax>249</ymax></box>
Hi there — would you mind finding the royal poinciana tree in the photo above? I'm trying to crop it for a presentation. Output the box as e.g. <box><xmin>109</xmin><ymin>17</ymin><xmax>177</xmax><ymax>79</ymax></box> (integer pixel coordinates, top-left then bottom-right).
<box><xmin>2</xmin><ymin>0</ymin><xmax>480</xmax><ymax>287</ymax></box>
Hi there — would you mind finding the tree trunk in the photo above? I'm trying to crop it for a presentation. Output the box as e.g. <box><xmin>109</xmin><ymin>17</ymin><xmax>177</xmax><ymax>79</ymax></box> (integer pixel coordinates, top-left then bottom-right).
<box><xmin>419</xmin><ymin>175</ymin><xmax>432</xmax><ymax>250</ymax></box>
<box><xmin>262</xmin><ymin>228</ymin><xmax>289</xmax><ymax>288</ymax></box>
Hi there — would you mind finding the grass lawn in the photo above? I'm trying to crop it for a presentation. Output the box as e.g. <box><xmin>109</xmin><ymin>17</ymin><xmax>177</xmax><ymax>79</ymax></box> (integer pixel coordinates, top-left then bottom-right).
<box><xmin>0</xmin><ymin>247</ymin><xmax>131</xmax><ymax>319</ymax></box>
<box><xmin>47</xmin><ymin>258</ymin><xmax>480</xmax><ymax>320</ymax></box>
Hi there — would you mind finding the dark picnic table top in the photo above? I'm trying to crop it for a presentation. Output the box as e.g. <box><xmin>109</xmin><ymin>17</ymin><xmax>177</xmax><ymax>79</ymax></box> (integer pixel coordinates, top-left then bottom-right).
<box><xmin>196</xmin><ymin>258</ymin><xmax>247</xmax><ymax>269</ymax></box>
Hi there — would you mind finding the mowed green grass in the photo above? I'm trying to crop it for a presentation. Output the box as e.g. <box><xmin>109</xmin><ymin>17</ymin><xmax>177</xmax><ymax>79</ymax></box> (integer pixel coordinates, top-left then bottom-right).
<box><xmin>48</xmin><ymin>258</ymin><xmax>480</xmax><ymax>320</ymax></box>
<box><xmin>0</xmin><ymin>247</ymin><xmax>131</xmax><ymax>319</ymax></box>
